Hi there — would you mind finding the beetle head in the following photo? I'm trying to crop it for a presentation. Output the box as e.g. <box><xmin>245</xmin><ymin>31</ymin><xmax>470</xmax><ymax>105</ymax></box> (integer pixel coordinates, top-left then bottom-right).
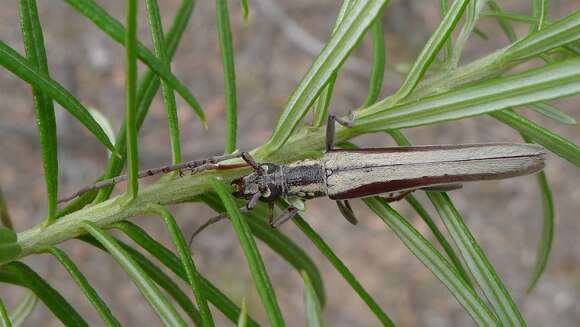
<box><xmin>231</xmin><ymin>163</ymin><xmax>282</xmax><ymax>202</ymax></box>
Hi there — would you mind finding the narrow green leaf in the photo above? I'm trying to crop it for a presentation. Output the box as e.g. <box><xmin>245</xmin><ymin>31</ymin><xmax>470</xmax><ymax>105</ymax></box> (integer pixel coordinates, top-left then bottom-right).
<box><xmin>240</xmin><ymin>0</ymin><xmax>249</xmax><ymax>21</ymax></box>
<box><xmin>302</xmin><ymin>272</ymin><xmax>324</xmax><ymax>327</ymax></box>
<box><xmin>64</xmin><ymin>0</ymin><xmax>206</xmax><ymax>126</ymax></box>
<box><xmin>363</xmin><ymin>198</ymin><xmax>501</xmax><ymax>326</ymax></box>
<box><xmin>311</xmin><ymin>74</ymin><xmax>337</xmax><ymax>127</ymax></box>
<box><xmin>290</xmin><ymin>212</ymin><xmax>395</xmax><ymax>326</ymax></box>
<box><xmin>82</xmin><ymin>222</ymin><xmax>188</xmax><ymax>327</ymax></box>
<box><xmin>216</xmin><ymin>0</ymin><xmax>238</xmax><ymax>154</ymax></box>
<box><xmin>147</xmin><ymin>204</ymin><xmax>214</xmax><ymax>327</ymax></box>
<box><xmin>79</xmin><ymin>234</ymin><xmax>204</xmax><ymax>326</ymax></box>
<box><xmin>8</xmin><ymin>291</ymin><xmax>37</xmax><ymax>327</ymax></box>
<box><xmin>405</xmin><ymin>195</ymin><xmax>473</xmax><ymax>287</ymax></box>
<box><xmin>358</xmin><ymin>59</ymin><xmax>580</xmax><ymax>131</ymax></box>
<box><xmin>438</xmin><ymin>0</ymin><xmax>452</xmax><ymax>63</ymax></box>
<box><xmin>108</xmin><ymin>223</ymin><xmax>260</xmax><ymax>326</ymax></box>
<box><xmin>261</xmin><ymin>0</ymin><xmax>390</xmax><ymax>155</ymax></box>
<box><xmin>473</xmin><ymin>27</ymin><xmax>489</xmax><ymax>40</ymax></box>
<box><xmin>124</xmin><ymin>0</ymin><xmax>139</xmax><ymax>200</ymax></box>
<box><xmin>0</xmin><ymin>297</ymin><xmax>10</xmax><ymax>327</ymax></box>
<box><xmin>94</xmin><ymin>0</ymin><xmax>195</xmax><ymax>203</ymax></box>
<box><xmin>487</xmin><ymin>5</ymin><xmax>560</xmax><ymax>289</ymax></box>
<box><xmin>201</xmin><ymin>193</ymin><xmax>326</xmax><ymax>307</ymax></box>
<box><xmin>529</xmin><ymin>103</ymin><xmax>577</xmax><ymax>125</ymax></box>
<box><xmin>145</xmin><ymin>0</ymin><xmax>182</xmax><ymax>164</ymax></box>
<box><xmin>18</xmin><ymin>0</ymin><xmax>59</xmax><ymax>223</ymax></box>
<box><xmin>88</xmin><ymin>108</ymin><xmax>116</xmax><ymax>150</ymax></box>
<box><xmin>0</xmin><ymin>227</ymin><xmax>21</xmax><ymax>265</ymax></box>
<box><xmin>427</xmin><ymin>193</ymin><xmax>526</xmax><ymax>326</ymax></box>
<box><xmin>311</xmin><ymin>0</ymin><xmax>356</xmax><ymax>127</ymax></box>
<box><xmin>47</xmin><ymin>247</ymin><xmax>121</xmax><ymax>327</ymax></box>
<box><xmin>505</xmin><ymin>10</ymin><xmax>580</xmax><ymax>62</ymax></box>
<box><xmin>0</xmin><ymin>41</ymin><xmax>116</xmax><ymax>154</ymax></box>
<box><xmin>486</xmin><ymin>1</ymin><xmax>518</xmax><ymax>42</ymax></box>
<box><xmin>237</xmin><ymin>299</ymin><xmax>247</xmax><ymax>327</ymax></box>
<box><xmin>394</xmin><ymin>134</ymin><xmax>475</xmax><ymax>288</ymax></box>
<box><xmin>0</xmin><ymin>262</ymin><xmax>88</xmax><ymax>326</ymax></box>
<box><xmin>450</xmin><ymin>0</ymin><xmax>486</xmax><ymax>67</ymax></box>
<box><xmin>362</xmin><ymin>17</ymin><xmax>385</xmax><ymax>108</ymax></box>
<box><xmin>526</xmin><ymin>163</ymin><xmax>554</xmax><ymax>292</ymax></box>
<box><xmin>210</xmin><ymin>178</ymin><xmax>285</xmax><ymax>327</ymax></box>
<box><xmin>530</xmin><ymin>0</ymin><xmax>548</xmax><ymax>32</ymax></box>
<box><xmin>391</xmin><ymin>0</ymin><xmax>469</xmax><ymax>103</ymax></box>
<box><xmin>491</xmin><ymin>110</ymin><xmax>580</xmax><ymax>167</ymax></box>
<box><xmin>481</xmin><ymin>10</ymin><xmax>538</xmax><ymax>25</ymax></box>
<box><xmin>0</xmin><ymin>187</ymin><xmax>13</xmax><ymax>230</ymax></box>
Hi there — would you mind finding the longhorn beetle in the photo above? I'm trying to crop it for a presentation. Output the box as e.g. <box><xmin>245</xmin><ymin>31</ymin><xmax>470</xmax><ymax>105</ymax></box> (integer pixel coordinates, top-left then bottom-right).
<box><xmin>59</xmin><ymin>115</ymin><xmax>546</xmax><ymax>232</ymax></box>
<box><xmin>224</xmin><ymin>115</ymin><xmax>546</xmax><ymax>228</ymax></box>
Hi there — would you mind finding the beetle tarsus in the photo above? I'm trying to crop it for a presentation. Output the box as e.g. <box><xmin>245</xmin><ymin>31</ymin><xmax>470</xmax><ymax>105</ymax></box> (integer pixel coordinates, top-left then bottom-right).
<box><xmin>336</xmin><ymin>200</ymin><xmax>358</xmax><ymax>225</ymax></box>
<box><xmin>384</xmin><ymin>191</ymin><xmax>413</xmax><ymax>203</ymax></box>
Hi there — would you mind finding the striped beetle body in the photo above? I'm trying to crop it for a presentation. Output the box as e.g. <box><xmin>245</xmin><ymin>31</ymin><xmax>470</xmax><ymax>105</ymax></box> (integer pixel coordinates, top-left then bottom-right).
<box><xmin>231</xmin><ymin>143</ymin><xmax>546</xmax><ymax>204</ymax></box>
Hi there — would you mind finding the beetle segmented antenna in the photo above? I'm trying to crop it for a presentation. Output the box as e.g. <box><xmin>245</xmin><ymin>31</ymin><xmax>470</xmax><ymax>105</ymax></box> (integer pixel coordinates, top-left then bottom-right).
<box><xmin>58</xmin><ymin>151</ymin><xmax>245</xmax><ymax>203</ymax></box>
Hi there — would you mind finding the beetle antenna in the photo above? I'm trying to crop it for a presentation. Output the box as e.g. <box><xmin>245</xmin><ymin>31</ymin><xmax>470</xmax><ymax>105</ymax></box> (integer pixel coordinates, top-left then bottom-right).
<box><xmin>240</xmin><ymin>152</ymin><xmax>265</xmax><ymax>175</ymax></box>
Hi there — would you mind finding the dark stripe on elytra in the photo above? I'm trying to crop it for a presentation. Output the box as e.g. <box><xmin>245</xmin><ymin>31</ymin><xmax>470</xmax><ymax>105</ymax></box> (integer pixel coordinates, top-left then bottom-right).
<box><xmin>329</xmin><ymin>160</ymin><xmax>544</xmax><ymax>200</ymax></box>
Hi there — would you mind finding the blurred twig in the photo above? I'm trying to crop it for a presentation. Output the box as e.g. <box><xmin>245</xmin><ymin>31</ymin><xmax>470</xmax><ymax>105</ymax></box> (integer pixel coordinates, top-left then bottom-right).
<box><xmin>254</xmin><ymin>0</ymin><xmax>369</xmax><ymax>77</ymax></box>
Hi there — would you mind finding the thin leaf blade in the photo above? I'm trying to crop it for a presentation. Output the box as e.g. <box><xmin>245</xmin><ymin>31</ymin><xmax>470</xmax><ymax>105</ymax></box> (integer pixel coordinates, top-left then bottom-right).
<box><xmin>47</xmin><ymin>247</ymin><xmax>121</xmax><ymax>327</ymax></box>
<box><xmin>0</xmin><ymin>41</ymin><xmax>116</xmax><ymax>154</ymax></box>
<box><xmin>210</xmin><ymin>178</ymin><xmax>285</xmax><ymax>327</ymax></box>
<box><xmin>427</xmin><ymin>193</ymin><xmax>526</xmax><ymax>326</ymax></box>
<box><xmin>18</xmin><ymin>0</ymin><xmax>59</xmax><ymax>222</ymax></box>
<box><xmin>82</xmin><ymin>222</ymin><xmax>188</xmax><ymax>327</ymax></box>
<box><xmin>148</xmin><ymin>205</ymin><xmax>214</xmax><ymax>327</ymax></box>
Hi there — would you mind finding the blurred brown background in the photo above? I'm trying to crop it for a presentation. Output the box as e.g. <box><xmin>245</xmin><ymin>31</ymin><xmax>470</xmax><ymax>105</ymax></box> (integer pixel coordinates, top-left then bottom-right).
<box><xmin>1</xmin><ymin>1</ymin><xmax>579</xmax><ymax>326</ymax></box>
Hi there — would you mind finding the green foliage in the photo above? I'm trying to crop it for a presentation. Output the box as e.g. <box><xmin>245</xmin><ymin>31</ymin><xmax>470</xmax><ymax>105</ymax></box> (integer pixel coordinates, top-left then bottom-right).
<box><xmin>1</xmin><ymin>0</ymin><xmax>579</xmax><ymax>326</ymax></box>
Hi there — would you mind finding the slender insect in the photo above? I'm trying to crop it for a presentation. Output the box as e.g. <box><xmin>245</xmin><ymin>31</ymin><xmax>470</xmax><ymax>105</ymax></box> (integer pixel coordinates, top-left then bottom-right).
<box><xmin>227</xmin><ymin>115</ymin><xmax>546</xmax><ymax>228</ymax></box>
<box><xmin>59</xmin><ymin>115</ymin><xmax>546</xmax><ymax>234</ymax></box>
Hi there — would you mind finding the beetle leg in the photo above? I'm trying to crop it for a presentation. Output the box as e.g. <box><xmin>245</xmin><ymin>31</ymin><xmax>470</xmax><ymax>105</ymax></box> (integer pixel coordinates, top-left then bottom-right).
<box><xmin>240</xmin><ymin>152</ymin><xmax>265</xmax><ymax>175</ymax></box>
<box><xmin>326</xmin><ymin>113</ymin><xmax>355</xmax><ymax>152</ymax></box>
<box><xmin>384</xmin><ymin>190</ymin><xmax>413</xmax><ymax>203</ymax></box>
<box><xmin>246</xmin><ymin>191</ymin><xmax>262</xmax><ymax>210</ymax></box>
<box><xmin>336</xmin><ymin>200</ymin><xmax>358</xmax><ymax>225</ymax></box>
<box><xmin>326</xmin><ymin>115</ymin><xmax>337</xmax><ymax>152</ymax></box>
<box><xmin>270</xmin><ymin>206</ymin><xmax>300</xmax><ymax>228</ymax></box>
<box><xmin>267</xmin><ymin>202</ymin><xmax>275</xmax><ymax>225</ymax></box>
